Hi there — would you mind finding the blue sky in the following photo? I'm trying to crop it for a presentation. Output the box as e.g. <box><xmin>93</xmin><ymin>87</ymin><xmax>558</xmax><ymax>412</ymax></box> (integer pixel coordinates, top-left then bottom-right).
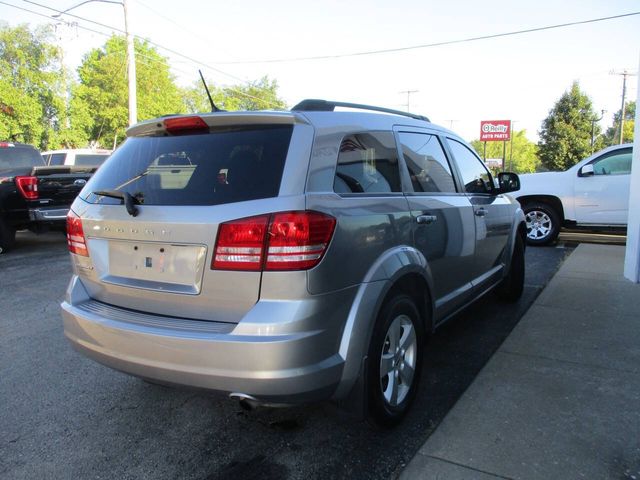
<box><xmin>1</xmin><ymin>0</ymin><xmax>638</xmax><ymax>142</ymax></box>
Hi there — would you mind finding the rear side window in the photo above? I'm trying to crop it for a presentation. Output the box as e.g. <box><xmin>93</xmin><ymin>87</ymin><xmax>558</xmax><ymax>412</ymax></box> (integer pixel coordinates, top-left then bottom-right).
<box><xmin>48</xmin><ymin>153</ymin><xmax>66</xmax><ymax>166</ymax></box>
<box><xmin>82</xmin><ymin>125</ymin><xmax>293</xmax><ymax>206</ymax></box>
<box><xmin>333</xmin><ymin>132</ymin><xmax>401</xmax><ymax>194</ymax></box>
<box><xmin>399</xmin><ymin>132</ymin><xmax>456</xmax><ymax>193</ymax></box>
<box><xmin>0</xmin><ymin>146</ymin><xmax>45</xmax><ymax>170</ymax></box>
<box><xmin>75</xmin><ymin>154</ymin><xmax>109</xmax><ymax>166</ymax></box>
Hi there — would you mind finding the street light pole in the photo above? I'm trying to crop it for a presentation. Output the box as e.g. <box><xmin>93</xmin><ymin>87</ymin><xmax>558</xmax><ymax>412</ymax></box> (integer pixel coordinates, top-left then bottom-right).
<box><xmin>123</xmin><ymin>0</ymin><xmax>137</xmax><ymax>126</ymax></box>
<box><xmin>53</xmin><ymin>0</ymin><xmax>136</xmax><ymax>126</ymax></box>
<box><xmin>591</xmin><ymin>110</ymin><xmax>605</xmax><ymax>153</ymax></box>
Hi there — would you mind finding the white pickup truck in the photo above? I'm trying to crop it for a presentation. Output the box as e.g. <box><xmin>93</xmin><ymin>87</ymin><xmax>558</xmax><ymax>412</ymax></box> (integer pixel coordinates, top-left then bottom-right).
<box><xmin>515</xmin><ymin>143</ymin><xmax>633</xmax><ymax>245</ymax></box>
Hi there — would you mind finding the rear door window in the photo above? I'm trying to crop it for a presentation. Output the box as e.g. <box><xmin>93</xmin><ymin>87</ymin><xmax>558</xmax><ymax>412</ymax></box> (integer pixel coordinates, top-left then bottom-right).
<box><xmin>333</xmin><ymin>132</ymin><xmax>401</xmax><ymax>194</ymax></box>
<box><xmin>82</xmin><ymin>125</ymin><xmax>293</xmax><ymax>206</ymax></box>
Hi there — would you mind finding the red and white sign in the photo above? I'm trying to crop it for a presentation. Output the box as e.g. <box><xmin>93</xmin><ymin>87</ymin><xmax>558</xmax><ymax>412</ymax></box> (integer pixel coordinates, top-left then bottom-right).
<box><xmin>480</xmin><ymin>120</ymin><xmax>511</xmax><ymax>141</ymax></box>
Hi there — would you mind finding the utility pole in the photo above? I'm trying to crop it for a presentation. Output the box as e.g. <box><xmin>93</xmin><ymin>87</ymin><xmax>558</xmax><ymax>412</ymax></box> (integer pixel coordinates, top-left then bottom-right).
<box><xmin>399</xmin><ymin>90</ymin><xmax>418</xmax><ymax>112</ymax></box>
<box><xmin>509</xmin><ymin>120</ymin><xmax>517</xmax><ymax>171</ymax></box>
<box><xmin>611</xmin><ymin>70</ymin><xmax>637</xmax><ymax>144</ymax></box>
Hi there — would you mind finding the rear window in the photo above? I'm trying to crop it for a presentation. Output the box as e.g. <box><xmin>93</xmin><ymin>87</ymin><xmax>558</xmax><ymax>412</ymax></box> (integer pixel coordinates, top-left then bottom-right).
<box><xmin>82</xmin><ymin>125</ymin><xmax>293</xmax><ymax>206</ymax></box>
<box><xmin>0</xmin><ymin>146</ymin><xmax>45</xmax><ymax>170</ymax></box>
<box><xmin>75</xmin><ymin>154</ymin><xmax>109</xmax><ymax>166</ymax></box>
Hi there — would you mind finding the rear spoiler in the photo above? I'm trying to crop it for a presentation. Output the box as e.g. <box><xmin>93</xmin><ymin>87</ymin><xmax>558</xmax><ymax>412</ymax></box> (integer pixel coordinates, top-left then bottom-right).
<box><xmin>127</xmin><ymin>111</ymin><xmax>307</xmax><ymax>138</ymax></box>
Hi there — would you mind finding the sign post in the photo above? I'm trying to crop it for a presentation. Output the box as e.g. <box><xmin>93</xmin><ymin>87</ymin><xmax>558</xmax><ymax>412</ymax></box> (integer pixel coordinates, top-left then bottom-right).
<box><xmin>480</xmin><ymin>120</ymin><xmax>512</xmax><ymax>170</ymax></box>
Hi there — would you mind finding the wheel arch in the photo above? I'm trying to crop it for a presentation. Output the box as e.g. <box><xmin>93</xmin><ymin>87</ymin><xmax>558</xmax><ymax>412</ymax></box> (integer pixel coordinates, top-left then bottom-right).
<box><xmin>332</xmin><ymin>246</ymin><xmax>434</xmax><ymax>401</ymax></box>
<box><xmin>516</xmin><ymin>194</ymin><xmax>565</xmax><ymax>222</ymax></box>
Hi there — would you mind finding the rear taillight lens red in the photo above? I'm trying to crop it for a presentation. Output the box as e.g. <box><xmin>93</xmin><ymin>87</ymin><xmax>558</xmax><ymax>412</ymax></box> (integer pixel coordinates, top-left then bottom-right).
<box><xmin>66</xmin><ymin>211</ymin><xmax>88</xmax><ymax>257</ymax></box>
<box><xmin>15</xmin><ymin>176</ymin><xmax>38</xmax><ymax>200</ymax></box>
<box><xmin>212</xmin><ymin>215</ymin><xmax>269</xmax><ymax>271</ymax></box>
<box><xmin>266</xmin><ymin>212</ymin><xmax>336</xmax><ymax>270</ymax></box>
<box><xmin>212</xmin><ymin>211</ymin><xmax>336</xmax><ymax>272</ymax></box>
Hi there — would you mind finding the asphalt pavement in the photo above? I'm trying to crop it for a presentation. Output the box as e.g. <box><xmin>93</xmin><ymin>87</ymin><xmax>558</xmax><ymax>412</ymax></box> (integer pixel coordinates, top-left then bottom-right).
<box><xmin>1</xmin><ymin>231</ymin><xmax>569</xmax><ymax>480</ymax></box>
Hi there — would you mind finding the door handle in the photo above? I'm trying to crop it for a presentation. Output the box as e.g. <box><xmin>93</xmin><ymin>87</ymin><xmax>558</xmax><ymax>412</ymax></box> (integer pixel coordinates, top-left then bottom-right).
<box><xmin>474</xmin><ymin>208</ymin><xmax>488</xmax><ymax>217</ymax></box>
<box><xmin>416</xmin><ymin>214</ymin><xmax>437</xmax><ymax>225</ymax></box>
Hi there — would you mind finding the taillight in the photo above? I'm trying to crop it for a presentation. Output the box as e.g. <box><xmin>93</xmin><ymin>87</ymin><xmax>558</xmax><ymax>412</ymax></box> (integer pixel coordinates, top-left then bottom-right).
<box><xmin>212</xmin><ymin>215</ymin><xmax>269</xmax><ymax>271</ymax></box>
<box><xmin>266</xmin><ymin>212</ymin><xmax>336</xmax><ymax>270</ymax></box>
<box><xmin>164</xmin><ymin>116</ymin><xmax>208</xmax><ymax>135</ymax></box>
<box><xmin>212</xmin><ymin>211</ymin><xmax>336</xmax><ymax>272</ymax></box>
<box><xmin>15</xmin><ymin>176</ymin><xmax>38</xmax><ymax>200</ymax></box>
<box><xmin>66</xmin><ymin>211</ymin><xmax>88</xmax><ymax>257</ymax></box>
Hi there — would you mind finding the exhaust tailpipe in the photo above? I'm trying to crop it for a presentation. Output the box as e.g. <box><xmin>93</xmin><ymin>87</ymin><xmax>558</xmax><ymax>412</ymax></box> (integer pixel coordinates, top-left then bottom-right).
<box><xmin>229</xmin><ymin>392</ymin><xmax>261</xmax><ymax>411</ymax></box>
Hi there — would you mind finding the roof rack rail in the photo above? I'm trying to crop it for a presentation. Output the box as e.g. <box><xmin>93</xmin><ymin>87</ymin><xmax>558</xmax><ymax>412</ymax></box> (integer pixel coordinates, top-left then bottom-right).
<box><xmin>291</xmin><ymin>99</ymin><xmax>430</xmax><ymax>122</ymax></box>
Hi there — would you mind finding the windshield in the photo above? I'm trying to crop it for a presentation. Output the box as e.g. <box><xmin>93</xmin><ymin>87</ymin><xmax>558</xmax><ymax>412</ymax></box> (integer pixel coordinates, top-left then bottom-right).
<box><xmin>82</xmin><ymin>125</ymin><xmax>293</xmax><ymax>206</ymax></box>
<box><xmin>0</xmin><ymin>146</ymin><xmax>45</xmax><ymax>170</ymax></box>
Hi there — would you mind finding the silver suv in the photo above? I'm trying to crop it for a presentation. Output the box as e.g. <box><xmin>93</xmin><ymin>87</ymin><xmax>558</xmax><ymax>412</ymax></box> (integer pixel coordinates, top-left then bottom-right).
<box><xmin>61</xmin><ymin>100</ymin><xmax>525</xmax><ymax>426</ymax></box>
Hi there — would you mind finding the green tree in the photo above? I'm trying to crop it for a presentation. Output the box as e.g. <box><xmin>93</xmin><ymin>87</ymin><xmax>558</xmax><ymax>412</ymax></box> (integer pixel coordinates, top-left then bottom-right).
<box><xmin>0</xmin><ymin>23</ymin><xmax>66</xmax><ymax>148</ymax></box>
<box><xmin>538</xmin><ymin>82</ymin><xmax>600</xmax><ymax>171</ymax></box>
<box><xmin>602</xmin><ymin>101</ymin><xmax>635</xmax><ymax>146</ymax></box>
<box><xmin>471</xmin><ymin>129</ymin><xmax>540</xmax><ymax>173</ymax></box>
<box><xmin>74</xmin><ymin>35</ymin><xmax>184</xmax><ymax>147</ymax></box>
<box><xmin>182</xmin><ymin>76</ymin><xmax>287</xmax><ymax>113</ymax></box>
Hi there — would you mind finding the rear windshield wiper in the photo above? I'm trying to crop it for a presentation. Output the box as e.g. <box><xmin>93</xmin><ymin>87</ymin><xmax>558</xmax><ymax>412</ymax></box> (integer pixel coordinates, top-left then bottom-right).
<box><xmin>93</xmin><ymin>190</ymin><xmax>140</xmax><ymax>217</ymax></box>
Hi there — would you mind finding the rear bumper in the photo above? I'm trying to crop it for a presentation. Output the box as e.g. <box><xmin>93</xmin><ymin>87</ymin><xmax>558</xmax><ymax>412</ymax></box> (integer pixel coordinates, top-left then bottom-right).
<box><xmin>61</xmin><ymin>276</ymin><xmax>350</xmax><ymax>404</ymax></box>
<box><xmin>29</xmin><ymin>207</ymin><xmax>69</xmax><ymax>222</ymax></box>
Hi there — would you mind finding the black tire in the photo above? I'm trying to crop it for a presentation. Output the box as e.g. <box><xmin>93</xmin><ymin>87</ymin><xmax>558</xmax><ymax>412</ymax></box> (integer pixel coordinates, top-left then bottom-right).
<box><xmin>497</xmin><ymin>233</ymin><xmax>525</xmax><ymax>302</ymax></box>
<box><xmin>367</xmin><ymin>294</ymin><xmax>424</xmax><ymax>428</ymax></box>
<box><xmin>523</xmin><ymin>202</ymin><xmax>560</xmax><ymax>246</ymax></box>
<box><xmin>0</xmin><ymin>219</ymin><xmax>16</xmax><ymax>254</ymax></box>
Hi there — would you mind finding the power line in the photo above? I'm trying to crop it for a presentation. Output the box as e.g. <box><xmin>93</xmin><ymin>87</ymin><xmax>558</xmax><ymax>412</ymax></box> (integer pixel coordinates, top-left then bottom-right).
<box><xmin>11</xmin><ymin>0</ymin><xmax>282</xmax><ymax>108</ymax></box>
<box><xmin>133</xmin><ymin>0</ymin><xmax>215</xmax><ymax>49</ymax></box>
<box><xmin>210</xmin><ymin>11</ymin><xmax>640</xmax><ymax>65</ymax></box>
<box><xmin>22</xmin><ymin>0</ymin><xmax>240</xmax><ymax>80</ymax></box>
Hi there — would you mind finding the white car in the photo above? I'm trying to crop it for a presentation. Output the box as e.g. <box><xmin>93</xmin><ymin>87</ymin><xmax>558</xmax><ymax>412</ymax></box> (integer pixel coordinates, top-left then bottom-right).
<box><xmin>42</xmin><ymin>148</ymin><xmax>112</xmax><ymax>168</ymax></box>
<box><xmin>516</xmin><ymin>144</ymin><xmax>632</xmax><ymax>245</ymax></box>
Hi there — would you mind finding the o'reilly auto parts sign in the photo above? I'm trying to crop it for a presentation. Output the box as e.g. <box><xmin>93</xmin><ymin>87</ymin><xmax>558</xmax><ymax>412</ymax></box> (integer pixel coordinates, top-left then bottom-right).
<box><xmin>480</xmin><ymin>120</ymin><xmax>511</xmax><ymax>141</ymax></box>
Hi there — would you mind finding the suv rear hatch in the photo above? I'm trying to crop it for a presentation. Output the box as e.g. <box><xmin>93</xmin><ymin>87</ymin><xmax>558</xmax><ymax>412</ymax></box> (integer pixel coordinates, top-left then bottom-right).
<box><xmin>71</xmin><ymin>114</ymin><xmax>303</xmax><ymax>323</ymax></box>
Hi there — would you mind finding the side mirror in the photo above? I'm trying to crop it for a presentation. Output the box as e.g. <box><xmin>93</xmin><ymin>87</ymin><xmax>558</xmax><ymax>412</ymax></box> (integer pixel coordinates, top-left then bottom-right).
<box><xmin>497</xmin><ymin>172</ymin><xmax>520</xmax><ymax>193</ymax></box>
<box><xmin>579</xmin><ymin>164</ymin><xmax>594</xmax><ymax>177</ymax></box>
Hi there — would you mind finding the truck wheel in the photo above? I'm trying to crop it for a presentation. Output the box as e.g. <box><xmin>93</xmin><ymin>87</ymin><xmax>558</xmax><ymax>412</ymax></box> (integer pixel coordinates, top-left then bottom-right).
<box><xmin>367</xmin><ymin>294</ymin><xmax>424</xmax><ymax>428</ymax></box>
<box><xmin>497</xmin><ymin>233</ymin><xmax>525</xmax><ymax>302</ymax></box>
<box><xmin>0</xmin><ymin>220</ymin><xmax>16</xmax><ymax>254</ymax></box>
<box><xmin>523</xmin><ymin>202</ymin><xmax>560</xmax><ymax>246</ymax></box>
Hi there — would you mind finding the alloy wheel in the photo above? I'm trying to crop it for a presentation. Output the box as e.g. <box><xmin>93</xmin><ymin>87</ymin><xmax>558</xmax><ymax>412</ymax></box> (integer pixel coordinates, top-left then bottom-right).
<box><xmin>379</xmin><ymin>314</ymin><xmax>417</xmax><ymax>407</ymax></box>
<box><xmin>525</xmin><ymin>210</ymin><xmax>552</xmax><ymax>241</ymax></box>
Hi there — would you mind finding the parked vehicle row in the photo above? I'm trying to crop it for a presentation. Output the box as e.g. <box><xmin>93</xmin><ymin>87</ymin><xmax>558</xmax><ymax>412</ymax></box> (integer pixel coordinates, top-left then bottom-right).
<box><xmin>43</xmin><ymin>148</ymin><xmax>112</xmax><ymax>168</ymax></box>
<box><xmin>60</xmin><ymin>100</ymin><xmax>526</xmax><ymax>426</ymax></box>
<box><xmin>0</xmin><ymin>142</ymin><xmax>95</xmax><ymax>253</ymax></box>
